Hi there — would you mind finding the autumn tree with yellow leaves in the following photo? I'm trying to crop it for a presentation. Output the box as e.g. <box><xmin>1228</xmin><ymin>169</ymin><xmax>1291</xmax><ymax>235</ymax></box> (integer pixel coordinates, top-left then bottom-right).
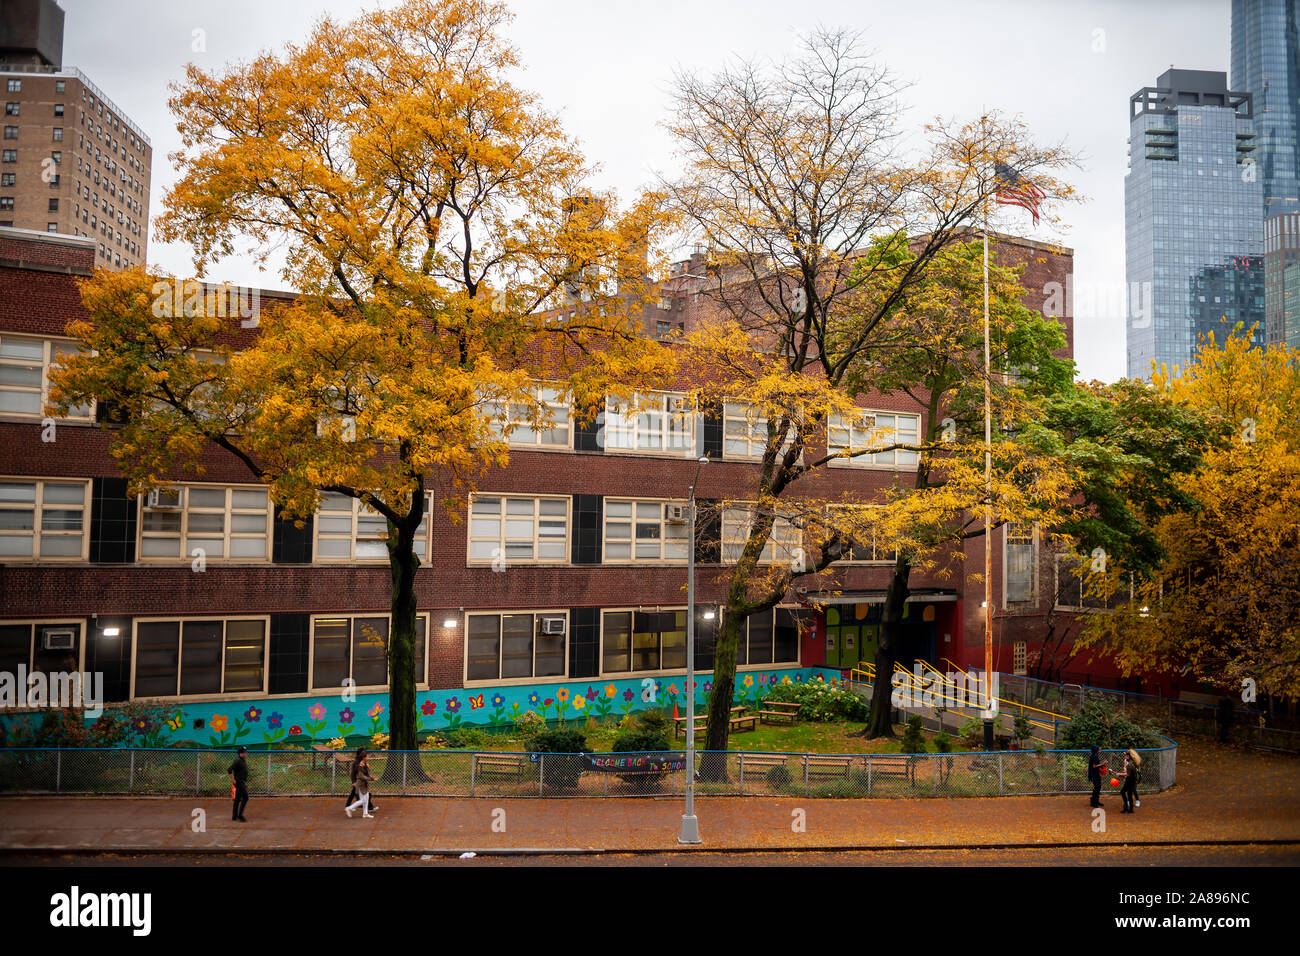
<box><xmin>1078</xmin><ymin>331</ymin><xmax>1300</xmax><ymax>701</ymax></box>
<box><xmin>49</xmin><ymin>0</ymin><xmax>671</xmax><ymax>753</ymax></box>
<box><xmin>662</xmin><ymin>28</ymin><xmax>1081</xmax><ymax>749</ymax></box>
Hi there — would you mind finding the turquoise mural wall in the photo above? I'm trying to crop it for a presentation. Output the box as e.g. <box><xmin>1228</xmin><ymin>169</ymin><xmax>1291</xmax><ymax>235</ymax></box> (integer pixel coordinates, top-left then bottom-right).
<box><xmin>0</xmin><ymin>667</ymin><xmax>841</xmax><ymax>748</ymax></box>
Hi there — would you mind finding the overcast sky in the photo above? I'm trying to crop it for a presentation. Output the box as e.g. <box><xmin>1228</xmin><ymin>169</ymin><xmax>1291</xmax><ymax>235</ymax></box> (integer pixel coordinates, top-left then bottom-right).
<box><xmin>57</xmin><ymin>0</ymin><xmax>1231</xmax><ymax>382</ymax></box>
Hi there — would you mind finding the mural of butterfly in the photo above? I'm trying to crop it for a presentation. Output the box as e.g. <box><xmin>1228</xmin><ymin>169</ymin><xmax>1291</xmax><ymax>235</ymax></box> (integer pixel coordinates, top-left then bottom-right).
<box><xmin>468</xmin><ymin>694</ymin><xmax>485</xmax><ymax>710</ymax></box>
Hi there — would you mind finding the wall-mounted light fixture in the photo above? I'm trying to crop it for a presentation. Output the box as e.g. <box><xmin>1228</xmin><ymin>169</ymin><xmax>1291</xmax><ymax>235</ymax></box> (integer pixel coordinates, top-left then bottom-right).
<box><xmin>702</xmin><ymin>611</ymin><xmax>716</xmax><ymax>621</ymax></box>
<box><xmin>102</xmin><ymin>627</ymin><xmax>120</xmax><ymax>637</ymax></box>
<box><xmin>443</xmin><ymin>618</ymin><xmax>457</xmax><ymax>628</ymax></box>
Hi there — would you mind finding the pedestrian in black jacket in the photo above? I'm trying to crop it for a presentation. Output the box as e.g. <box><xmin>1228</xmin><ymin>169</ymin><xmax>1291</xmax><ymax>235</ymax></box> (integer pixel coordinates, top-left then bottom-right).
<box><xmin>1120</xmin><ymin>748</ymin><xmax>1141</xmax><ymax>813</ymax></box>
<box><xmin>1087</xmin><ymin>744</ymin><xmax>1107</xmax><ymax>809</ymax></box>
<box><xmin>227</xmin><ymin>746</ymin><xmax>249</xmax><ymax>822</ymax></box>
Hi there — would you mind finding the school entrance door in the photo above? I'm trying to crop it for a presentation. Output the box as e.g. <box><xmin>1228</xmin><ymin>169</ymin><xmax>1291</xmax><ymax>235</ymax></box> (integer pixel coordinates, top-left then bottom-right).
<box><xmin>824</xmin><ymin>604</ymin><xmax>880</xmax><ymax>670</ymax></box>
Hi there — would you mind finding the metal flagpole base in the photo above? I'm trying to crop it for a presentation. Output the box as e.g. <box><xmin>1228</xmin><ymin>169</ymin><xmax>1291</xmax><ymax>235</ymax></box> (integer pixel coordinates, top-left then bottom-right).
<box><xmin>678</xmin><ymin>814</ymin><xmax>701</xmax><ymax>844</ymax></box>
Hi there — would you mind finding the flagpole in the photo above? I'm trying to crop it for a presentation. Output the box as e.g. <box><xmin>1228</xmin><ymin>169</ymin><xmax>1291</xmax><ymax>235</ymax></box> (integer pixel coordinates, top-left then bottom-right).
<box><xmin>982</xmin><ymin>177</ymin><xmax>995</xmax><ymax>752</ymax></box>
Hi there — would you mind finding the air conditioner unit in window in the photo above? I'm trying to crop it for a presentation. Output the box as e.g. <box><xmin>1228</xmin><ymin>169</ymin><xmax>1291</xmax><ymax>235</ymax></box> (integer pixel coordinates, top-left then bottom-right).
<box><xmin>146</xmin><ymin>487</ymin><xmax>182</xmax><ymax>509</ymax></box>
<box><xmin>664</xmin><ymin>396</ymin><xmax>689</xmax><ymax>413</ymax></box>
<box><xmin>41</xmin><ymin>629</ymin><xmax>75</xmax><ymax>651</ymax></box>
<box><xmin>664</xmin><ymin>504</ymin><xmax>688</xmax><ymax>523</ymax></box>
<box><xmin>540</xmin><ymin>616</ymin><xmax>566</xmax><ymax>636</ymax></box>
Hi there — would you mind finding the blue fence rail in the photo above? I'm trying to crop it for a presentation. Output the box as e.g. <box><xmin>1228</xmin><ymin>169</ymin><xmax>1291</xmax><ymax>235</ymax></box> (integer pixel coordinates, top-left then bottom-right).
<box><xmin>0</xmin><ymin>742</ymin><xmax>1177</xmax><ymax>799</ymax></box>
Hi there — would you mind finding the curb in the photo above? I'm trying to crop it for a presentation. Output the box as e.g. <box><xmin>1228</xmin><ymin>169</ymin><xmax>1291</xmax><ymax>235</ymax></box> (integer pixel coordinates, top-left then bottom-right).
<box><xmin>5</xmin><ymin>838</ymin><xmax>1298</xmax><ymax>858</ymax></box>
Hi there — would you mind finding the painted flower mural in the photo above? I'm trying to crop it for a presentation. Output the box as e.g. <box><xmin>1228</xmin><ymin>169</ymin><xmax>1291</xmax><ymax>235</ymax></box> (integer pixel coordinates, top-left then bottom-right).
<box><xmin>421</xmin><ymin>700</ymin><xmax>438</xmax><ymax>715</ymax></box>
<box><xmin>262</xmin><ymin>711</ymin><xmax>286</xmax><ymax>744</ymax></box>
<box><xmin>367</xmin><ymin>701</ymin><xmax>386</xmax><ymax>734</ymax></box>
<box><xmin>244</xmin><ymin>706</ymin><xmax>262</xmax><ymax>723</ymax></box>
<box><xmin>304</xmin><ymin>703</ymin><xmax>328</xmax><ymax>742</ymax></box>
<box><xmin>444</xmin><ymin>696</ymin><xmax>463</xmax><ymax>730</ymax></box>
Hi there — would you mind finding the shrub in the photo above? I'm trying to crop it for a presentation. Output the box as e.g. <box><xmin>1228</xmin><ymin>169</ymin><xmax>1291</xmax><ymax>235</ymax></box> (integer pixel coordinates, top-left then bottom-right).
<box><xmin>933</xmin><ymin>730</ymin><xmax>952</xmax><ymax>753</ymax></box>
<box><xmin>370</xmin><ymin>732</ymin><xmax>390</xmax><ymax>750</ymax></box>
<box><xmin>513</xmin><ymin>710</ymin><xmax>545</xmax><ymax>737</ymax></box>
<box><xmin>638</xmin><ymin>709</ymin><xmax>669</xmax><ymax>735</ymax></box>
<box><xmin>610</xmin><ymin>730</ymin><xmax>670</xmax><ymax>754</ymax></box>
<box><xmin>958</xmin><ymin>718</ymin><xmax>985</xmax><ymax>749</ymax></box>
<box><xmin>527</xmin><ymin>729</ymin><xmax>591</xmax><ymax>790</ymax></box>
<box><xmin>765</xmin><ymin>677</ymin><xmax>867</xmax><ymax>721</ymax></box>
<box><xmin>766</xmin><ymin>764</ymin><xmax>793</xmax><ymax>792</ymax></box>
<box><xmin>1057</xmin><ymin>699</ymin><xmax>1161</xmax><ymax>750</ymax></box>
<box><xmin>1012</xmin><ymin>716</ymin><xmax>1032</xmax><ymax>744</ymax></box>
<box><xmin>899</xmin><ymin>715</ymin><xmax>927</xmax><ymax>754</ymax></box>
<box><xmin>325</xmin><ymin>737</ymin><xmax>348</xmax><ymax>750</ymax></box>
<box><xmin>617</xmin><ymin>713</ymin><xmax>637</xmax><ymax>731</ymax></box>
<box><xmin>449</xmin><ymin>726</ymin><xmax>488</xmax><ymax>749</ymax></box>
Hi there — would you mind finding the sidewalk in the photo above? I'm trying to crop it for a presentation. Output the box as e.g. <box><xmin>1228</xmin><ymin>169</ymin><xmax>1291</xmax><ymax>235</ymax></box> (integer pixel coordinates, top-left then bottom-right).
<box><xmin>2</xmin><ymin>741</ymin><xmax>1296</xmax><ymax>854</ymax></box>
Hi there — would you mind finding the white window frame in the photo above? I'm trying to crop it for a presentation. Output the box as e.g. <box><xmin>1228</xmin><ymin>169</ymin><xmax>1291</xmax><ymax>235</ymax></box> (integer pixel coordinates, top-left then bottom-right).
<box><xmin>0</xmin><ymin>619</ymin><xmax>87</xmax><ymax>685</ymax></box>
<box><xmin>129</xmin><ymin>615</ymin><xmax>272</xmax><ymax>702</ymax></box>
<box><xmin>307</xmin><ymin>612</ymin><xmax>431</xmax><ymax>694</ymax></box>
<box><xmin>1013</xmin><ymin>640</ymin><xmax>1027</xmax><ymax>676</ymax></box>
<box><xmin>137</xmin><ymin>483</ymin><xmax>272</xmax><ymax>564</ymax></box>
<box><xmin>603</xmin><ymin>391</ymin><xmax>696</xmax><ymax>456</ymax></box>
<box><xmin>0</xmin><ymin>333</ymin><xmax>94</xmax><ymax>421</ymax></box>
<box><xmin>1003</xmin><ymin>521</ymin><xmax>1038</xmax><ymax>606</ymax></box>
<box><xmin>484</xmin><ymin>384</ymin><xmax>572</xmax><ymax>449</ymax></box>
<box><xmin>601</xmin><ymin>497</ymin><xmax>690</xmax><ymax>564</ymax></box>
<box><xmin>314</xmin><ymin>491</ymin><xmax>431</xmax><ymax>563</ymax></box>
<box><xmin>721</xmin><ymin>504</ymin><xmax>802</xmax><ymax>565</ymax></box>
<box><xmin>598</xmin><ymin>606</ymin><xmax>690</xmax><ymax>678</ymax></box>
<box><xmin>467</xmin><ymin>494</ymin><xmax>570</xmax><ymax>566</ymax></box>
<box><xmin>722</xmin><ymin>401</ymin><xmax>799</xmax><ymax>461</ymax></box>
<box><xmin>827</xmin><ymin>409</ymin><xmax>920</xmax><ymax>469</ymax></box>
<box><xmin>0</xmin><ymin>477</ymin><xmax>90</xmax><ymax>562</ymax></box>
<box><xmin>463</xmin><ymin>609</ymin><xmax>569</xmax><ymax>686</ymax></box>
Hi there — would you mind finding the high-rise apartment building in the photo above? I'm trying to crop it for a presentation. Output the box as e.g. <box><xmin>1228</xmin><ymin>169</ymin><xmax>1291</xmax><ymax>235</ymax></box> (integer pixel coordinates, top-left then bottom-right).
<box><xmin>1232</xmin><ymin>1</ymin><xmax>1300</xmax><ymax>346</ymax></box>
<box><xmin>0</xmin><ymin>0</ymin><xmax>150</xmax><ymax>270</ymax></box>
<box><xmin>1126</xmin><ymin>69</ymin><xmax>1264</xmax><ymax>379</ymax></box>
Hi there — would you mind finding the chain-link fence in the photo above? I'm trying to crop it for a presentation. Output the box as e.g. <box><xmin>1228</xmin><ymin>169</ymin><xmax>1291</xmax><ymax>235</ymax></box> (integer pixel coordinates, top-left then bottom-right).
<box><xmin>998</xmin><ymin>674</ymin><xmax>1300</xmax><ymax>753</ymax></box>
<box><xmin>0</xmin><ymin>742</ymin><xmax>1177</xmax><ymax>799</ymax></box>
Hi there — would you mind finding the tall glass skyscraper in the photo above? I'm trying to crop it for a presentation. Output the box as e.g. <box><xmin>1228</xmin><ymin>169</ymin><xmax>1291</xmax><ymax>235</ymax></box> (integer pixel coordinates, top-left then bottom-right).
<box><xmin>1232</xmin><ymin>0</ymin><xmax>1300</xmax><ymax>346</ymax></box>
<box><xmin>1126</xmin><ymin>70</ymin><xmax>1265</xmax><ymax>379</ymax></box>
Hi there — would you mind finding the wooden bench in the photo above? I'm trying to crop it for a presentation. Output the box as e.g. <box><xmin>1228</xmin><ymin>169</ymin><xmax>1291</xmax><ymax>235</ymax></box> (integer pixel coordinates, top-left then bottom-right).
<box><xmin>739</xmin><ymin>754</ymin><xmax>787</xmax><ymax>773</ymax></box>
<box><xmin>311</xmin><ymin>744</ymin><xmax>351</xmax><ymax>771</ymax></box>
<box><xmin>729</xmin><ymin>715</ymin><xmax>758</xmax><ymax>733</ymax></box>
<box><xmin>804</xmin><ymin>755</ymin><xmax>855</xmax><ymax>779</ymax></box>
<box><xmin>473</xmin><ymin>753</ymin><xmax>527</xmax><ymax>780</ymax></box>
<box><xmin>674</xmin><ymin>717</ymin><xmax>708</xmax><ymax>738</ymax></box>
<box><xmin>759</xmin><ymin>701</ymin><xmax>799</xmax><ymax>724</ymax></box>
<box><xmin>867</xmin><ymin>754</ymin><xmax>913</xmax><ymax>783</ymax></box>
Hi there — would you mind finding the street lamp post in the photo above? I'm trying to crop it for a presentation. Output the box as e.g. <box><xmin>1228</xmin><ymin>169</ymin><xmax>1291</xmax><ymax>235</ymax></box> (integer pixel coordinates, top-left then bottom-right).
<box><xmin>679</xmin><ymin>455</ymin><xmax>708</xmax><ymax>845</ymax></box>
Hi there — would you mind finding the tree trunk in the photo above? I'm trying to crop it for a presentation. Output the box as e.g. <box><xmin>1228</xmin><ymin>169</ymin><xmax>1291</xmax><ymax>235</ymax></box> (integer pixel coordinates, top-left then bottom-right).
<box><xmin>387</xmin><ymin>539</ymin><xmax>418</xmax><ymax>751</ymax></box>
<box><xmin>860</xmin><ymin>558</ymin><xmax>911</xmax><ymax>738</ymax></box>
<box><xmin>700</xmin><ymin>613</ymin><xmax>741</xmax><ymax>781</ymax></box>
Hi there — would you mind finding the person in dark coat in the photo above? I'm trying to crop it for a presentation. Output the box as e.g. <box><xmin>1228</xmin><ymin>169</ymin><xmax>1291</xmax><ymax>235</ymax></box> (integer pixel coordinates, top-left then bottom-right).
<box><xmin>1087</xmin><ymin>744</ymin><xmax>1107</xmax><ymax>809</ymax></box>
<box><xmin>227</xmin><ymin>746</ymin><xmax>249</xmax><ymax>822</ymax></box>
<box><xmin>1119</xmin><ymin>748</ymin><xmax>1141</xmax><ymax>813</ymax></box>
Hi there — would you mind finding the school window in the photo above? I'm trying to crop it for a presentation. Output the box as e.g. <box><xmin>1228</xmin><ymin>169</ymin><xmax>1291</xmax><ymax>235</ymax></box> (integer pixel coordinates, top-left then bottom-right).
<box><xmin>315</xmin><ymin>491</ymin><xmax>430</xmax><ymax>562</ymax></box>
<box><xmin>604</xmin><ymin>391</ymin><xmax>694</xmax><ymax>454</ymax></box>
<box><xmin>1</xmin><ymin>151</ymin><xmax>13</xmax><ymax>162</ymax></box>
<box><xmin>1053</xmin><ymin>553</ymin><xmax>1132</xmax><ymax>611</ymax></box>
<box><xmin>733</xmin><ymin>607</ymin><xmax>804</xmax><ymax>666</ymax></box>
<box><xmin>483</xmin><ymin>385</ymin><xmax>571</xmax><ymax>447</ymax></box>
<box><xmin>5</xmin><ymin>80</ymin><xmax>20</xmax><ymax>93</ymax></box>
<box><xmin>0</xmin><ymin>621</ymin><xmax>85</xmax><ymax>680</ymax></box>
<box><xmin>601</xmin><ymin>609</ymin><xmax>686</xmax><ymax>674</ymax></box>
<box><xmin>0</xmin><ymin>174</ymin><xmax>12</xmax><ymax>186</ymax></box>
<box><xmin>54</xmin><ymin>104</ymin><xmax>63</xmax><ymax>117</ymax></box>
<box><xmin>827</xmin><ymin>410</ymin><xmax>920</xmax><ymax>468</ymax></box>
<box><xmin>826</xmin><ymin>505</ymin><xmax>899</xmax><ymax>564</ymax></box>
<box><xmin>52</xmin><ymin>128</ymin><xmax>62</xmax><ymax>142</ymax></box>
<box><xmin>0</xmin><ymin>197</ymin><xmax>12</xmax><ymax>211</ymax></box>
<box><xmin>1014</xmin><ymin>641</ymin><xmax>1027</xmax><ymax>676</ymax></box>
<box><xmin>465</xmin><ymin>611</ymin><xmax>566</xmax><ymax>683</ymax></box>
<box><xmin>310</xmin><ymin>614</ymin><xmax>428</xmax><ymax>690</ymax></box>
<box><xmin>3</xmin><ymin>103</ymin><xmax>16</xmax><ymax>116</ymax></box>
<box><xmin>0</xmin><ymin>334</ymin><xmax>92</xmax><ymax>419</ymax></box>
<box><xmin>723</xmin><ymin>401</ymin><xmax>797</xmax><ymax>460</ymax></box>
<box><xmin>1004</xmin><ymin>522</ymin><xmax>1037</xmax><ymax>604</ymax></box>
<box><xmin>138</xmin><ymin>485</ymin><xmax>271</xmax><ymax>561</ymax></box>
<box><xmin>467</xmin><ymin>495</ymin><xmax>569</xmax><ymax>565</ymax></box>
<box><xmin>721</xmin><ymin>505</ymin><xmax>802</xmax><ymax>564</ymax></box>
<box><xmin>133</xmin><ymin>617</ymin><xmax>268</xmax><ymax>698</ymax></box>
<box><xmin>55</xmin><ymin>81</ymin><xmax>65</xmax><ymax>94</ymax></box>
<box><xmin>602</xmin><ymin>498</ymin><xmax>689</xmax><ymax>562</ymax></box>
<box><xmin>48</xmin><ymin>198</ymin><xmax>57</xmax><ymax>211</ymax></box>
<box><xmin>0</xmin><ymin>479</ymin><xmax>90</xmax><ymax>560</ymax></box>
<box><xmin>3</xmin><ymin>126</ymin><xmax>16</xmax><ymax>139</ymax></box>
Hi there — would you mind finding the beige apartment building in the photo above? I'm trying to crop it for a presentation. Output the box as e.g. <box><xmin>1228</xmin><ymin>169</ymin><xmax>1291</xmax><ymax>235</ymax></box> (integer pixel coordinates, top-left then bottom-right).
<box><xmin>1</xmin><ymin>0</ymin><xmax>150</xmax><ymax>270</ymax></box>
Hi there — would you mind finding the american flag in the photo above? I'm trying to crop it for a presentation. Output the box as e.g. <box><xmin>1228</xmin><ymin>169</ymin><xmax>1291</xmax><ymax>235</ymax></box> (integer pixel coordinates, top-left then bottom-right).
<box><xmin>994</xmin><ymin>162</ymin><xmax>1045</xmax><ymax>226</ymax></box>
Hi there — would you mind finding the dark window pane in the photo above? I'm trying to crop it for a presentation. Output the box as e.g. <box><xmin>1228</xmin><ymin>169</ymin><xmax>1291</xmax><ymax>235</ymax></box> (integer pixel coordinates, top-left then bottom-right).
<box><xmin>661</xmin><ymin>611</ymin><xmax>687</xmax><ymax>669</ymax></box>
<box><xmin>535</xmin><ymin>617</ymin><xmax>565</xmax><ymax>678</ymax></box>
<box><xmin>601</xmin><ymin>612</ymin><xmax>630</xmax><ymax>673</ymax></box>
<box><xmin>413</xmin><ymin>617</ymin><xmax>426</xmax><ymax>685</ymax></box>
<box><xmin>352</xmin><ymin>618</ymin><xmax>388</xmax><ymax>687</ymax></box>
<box><xmin>180</xmin><ymin>621</ymin><xmax>222</xmax><ymax>696</ymax></box>
<box><xmin>466</xmin><ymin>616</ymin><xmax>500</xmax><ymax>681</ymax></box>
<box><xmin>223</xmin><ymin>620</ymin><xmax>265</xmax><ymax>693</ymax></box>
<box><xmin>774</xmin><ymin>608</ymin><xmax>800</xmax><ymax>663</ymax></box>
<box><xmin>501</xmin><ymin>614</ymin><xmax>534</xmax><ymax>679</ymax></box>
<box><xmin>0</xmin><ymin>624</ymin><xmax>30</xmax><ymax>674</ymax></box>
<box><xmin>312</xmin><ymin>618</ymin><xmax>350</xmax><ymax>690</ymax></box>
<box><xmin>748</xmin><ymin>610</ymin><xmax>774</xmax><ymax>665</ymax></box>
<box><xmin>135</xmin><ymin>622</ymin><xmax>179</xmax><ymax>697</ymax></box>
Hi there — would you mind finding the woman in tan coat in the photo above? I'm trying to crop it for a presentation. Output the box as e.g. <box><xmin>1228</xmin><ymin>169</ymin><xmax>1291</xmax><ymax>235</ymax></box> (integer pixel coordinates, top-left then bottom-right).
<box><xmin>345</xmin><ymin>748</ymin><xmax>375</xmax><ymax>818</ymax></box>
